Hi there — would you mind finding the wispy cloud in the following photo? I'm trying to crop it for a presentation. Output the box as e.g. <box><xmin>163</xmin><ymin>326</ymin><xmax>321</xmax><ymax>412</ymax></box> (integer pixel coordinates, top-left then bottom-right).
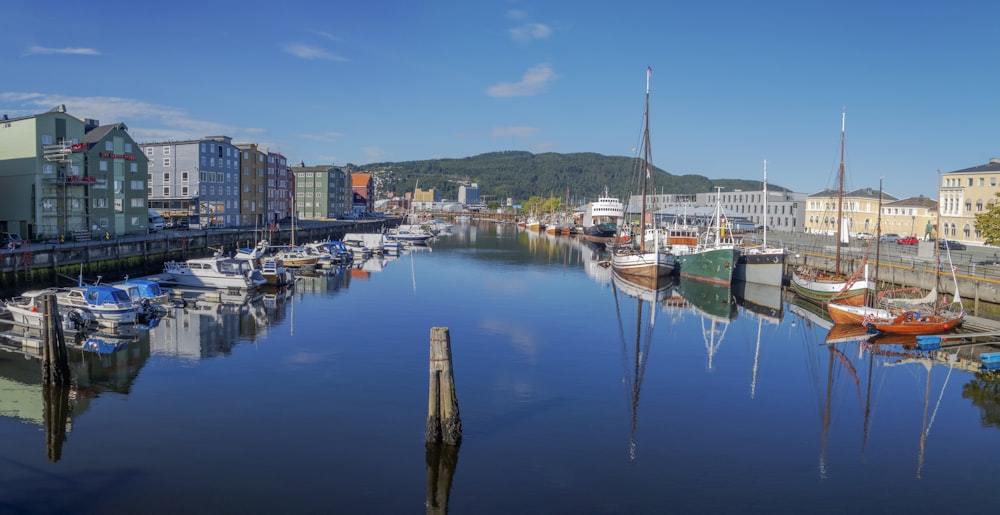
<box><xmin>486</xmin><ymin>64</ymin><xmax>557</xmax><ymax>98</ymax></box>
<box><xmin>298</xmin><ymin>131</ymin><xmax>344</xmax><ymax>143</ymax></box>
<box><xmin>362</xmin><ymin>145</ymin><xmax>388</xmax><ymax>162</ymax></box>
<box><xmin>308</xmin><ymin>30</ymin><xmax>342</xmax><ymax>42</ymax></box>
<box><xmin>491</xmin><ymin>126</ymin><xmax>538</xmax><ymax>138</ymax></box>
<box><xmin>24</xmin><ymin>45</ymin><xmax>101</xmax><ymax>56</ymax></box>
<box><xmin>282</xmin><ymin>43</ymin><xmax>348</xmax><ymax>61</ymax></box>
<box><xmin>510</xmin><ymin>22</ymin><xmax>551</xmax><ymax>43</ymax></box>
<box><xmin>0</xmin><ymin>92</ymin><xmax>264</xmax><ymax>143</ymax></box>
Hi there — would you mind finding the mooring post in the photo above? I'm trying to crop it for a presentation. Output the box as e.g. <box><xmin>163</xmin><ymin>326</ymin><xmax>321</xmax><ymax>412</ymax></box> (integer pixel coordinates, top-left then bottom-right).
<box><xmin>41</xmin><ymin>294</ymin><xmax>70</xmax><ymax>386</ymax></box>
<box><xmin>426</xmin><ymin>327</ymin><xmax>462</xmax><ymax>445</ymax></box>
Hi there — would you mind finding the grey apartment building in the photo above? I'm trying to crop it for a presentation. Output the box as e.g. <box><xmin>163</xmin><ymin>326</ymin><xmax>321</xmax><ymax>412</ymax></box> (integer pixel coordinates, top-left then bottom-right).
<box><xmin>141</xmin><ymin>136</ymin><xmax>241</xmax><ymax>228</ymax></box>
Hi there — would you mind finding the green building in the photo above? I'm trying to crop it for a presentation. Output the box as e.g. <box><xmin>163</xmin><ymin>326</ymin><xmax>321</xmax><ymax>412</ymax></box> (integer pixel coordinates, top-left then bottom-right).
<box><xmin>0</xmin><ymin>105</ymin><xmax>148</xmax><ymax>241</ymax></box>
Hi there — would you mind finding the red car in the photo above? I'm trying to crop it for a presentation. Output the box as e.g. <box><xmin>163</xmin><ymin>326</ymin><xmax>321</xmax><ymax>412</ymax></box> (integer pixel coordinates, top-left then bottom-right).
<box><xmin>897</xmin><ymin>236</ymin><xmax>919</xmax><ymax>245</ymax></box>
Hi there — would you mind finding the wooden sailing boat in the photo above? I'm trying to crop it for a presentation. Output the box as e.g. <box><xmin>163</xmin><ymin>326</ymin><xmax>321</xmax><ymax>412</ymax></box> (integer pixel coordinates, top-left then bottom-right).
<box><xmin>827</xmin><ymin>175</ymin><xmax>965</xmax><ymax>334</ymax></box>
<box><xmin>791</xmin><ymin>109</ymin><xmax>872</xmax><ymax>305</ymax></box>
<box><xmin>611</xmin><ymin>67</ymin><xmax>675</xmax><ymax>279</ymax></box>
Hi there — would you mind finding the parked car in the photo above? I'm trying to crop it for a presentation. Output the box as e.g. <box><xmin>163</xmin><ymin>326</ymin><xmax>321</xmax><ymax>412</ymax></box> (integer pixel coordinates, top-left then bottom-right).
<box><xmin>2</xmin><ymin>232</ymin><xmax>23</xmax><ymax>249</ymax></box>
<box><xmin>897</xmin><ymin>236</ymin><xmax>919</xmax><ymax>245</ymax></box>
<box><xmin>855</xmin><ymin>232</ymin><xmax>874</xmax><ymax>240</ymax></box>
<box><xmin>879</xmin><ymin>233</ymin><xmax>901</xmax><ymax>243</ymax></box>
<box><xmin>938</xmin><ymin>239</ymin><xmax>967</xmax><ymax>251</ymax></box>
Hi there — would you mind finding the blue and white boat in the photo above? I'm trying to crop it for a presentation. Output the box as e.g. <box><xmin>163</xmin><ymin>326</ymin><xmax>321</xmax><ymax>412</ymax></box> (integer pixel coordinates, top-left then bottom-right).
<box><xmin>55</xmin><ymin>284</ymin><xmax>139</xmax><ymax>327</ymax></box>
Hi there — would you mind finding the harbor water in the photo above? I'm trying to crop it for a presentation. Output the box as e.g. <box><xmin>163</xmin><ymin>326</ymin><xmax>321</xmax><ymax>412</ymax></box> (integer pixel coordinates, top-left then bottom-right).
<box><xmin>2</xmin><ymin>222</ymin><xmax>1000</xmax><ymax>514</ymax></box>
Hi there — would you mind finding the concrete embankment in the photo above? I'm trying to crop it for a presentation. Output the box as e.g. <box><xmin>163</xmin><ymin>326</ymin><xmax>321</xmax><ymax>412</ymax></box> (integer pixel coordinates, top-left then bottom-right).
<box><xmin>774</xmin><ymin>232</ymin><xmax>1000</xmax><ymax>317</ymax></box>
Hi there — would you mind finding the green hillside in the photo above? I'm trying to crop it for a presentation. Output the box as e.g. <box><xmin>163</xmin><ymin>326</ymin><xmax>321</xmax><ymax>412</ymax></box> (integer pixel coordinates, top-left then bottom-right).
<box><xmin>350</xmin><ymin>151</ymin><xmax>784</xmax><ymax>204</ymax></box>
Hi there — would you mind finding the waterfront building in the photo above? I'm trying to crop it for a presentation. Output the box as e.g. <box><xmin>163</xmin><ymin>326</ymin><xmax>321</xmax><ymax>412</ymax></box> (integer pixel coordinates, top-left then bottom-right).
<box><xmin>290</xmin><ymin>163</ymin><xmax>351</xmax><ymax>220</ymax></box>
<box><xmin>803</xmin><ymin>187</ymin><xmax>897</xmax><ymax>237</ymax></box>
<box><xmin>698</xmin><ymin>189</ymin><xmax>807</xmax><ymax>233</ymax></box>
<box><xmin>414</xmin><ymin>187</ymin><xmax>439</xmax><ymax>203</ymax></box>
<box><xmin>80</xmin><ymin>121</ymin><xmax>150</xmax><ymax>237</ymax></box>
<box><xmin>458</xmin><ymin>183</ymin><xmax>481</xmax><ymax>205</ymax></box>
<box><xmin>881</xmin><ymin>196</ymin><xmax>938</xmax><ymax>239</ymax></box>
<box><xmin>0</xmin><ymin>105</ymin><xmax>89</xmax><ymax>240</ymax></box>
<box><xmin>236</xmin><ymin>143</ymin><xmax>267</xmax><ymax>227</ymax></box>
<box><xmin>352</xmin><ymin>173</ymin><xmax>373</xmax><ymax>217</ymax></box>
<box><xmin>940</xmin><ymin>158</ymin><xmax>1000</xmax><ymax>243</ymax></box>
<box><xmin>268</xmin><ymin>151</ymin><xmax>290</xmax><ymax>224</ymax></box>
<box><xmin>141</xmin><ymin>136</ymin><xmax>241</xmax><ymax>229</ymax></box>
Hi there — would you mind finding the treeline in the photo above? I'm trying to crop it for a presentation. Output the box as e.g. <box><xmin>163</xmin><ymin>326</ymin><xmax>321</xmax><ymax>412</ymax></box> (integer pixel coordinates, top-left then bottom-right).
<box><xmin>349</xmin><ymin>150</ymin><xmax>784</xmax><ymax>203</ymax></box>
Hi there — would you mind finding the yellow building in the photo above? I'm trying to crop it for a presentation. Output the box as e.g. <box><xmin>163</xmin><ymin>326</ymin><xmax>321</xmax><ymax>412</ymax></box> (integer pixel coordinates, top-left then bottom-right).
<box><xmin>882</xmin><ymin>196</ymin><xmax>938</xmax><ymax>239</ymax></box>
<box><xmin>803</xmin><ymin>187</ymin><xmax>895</xmax><ymax>237</ymax></box>
<box><xmin>940</xmin><ymin>158</ymin><xmax>1000</xmax><ymax>243</ymax></box>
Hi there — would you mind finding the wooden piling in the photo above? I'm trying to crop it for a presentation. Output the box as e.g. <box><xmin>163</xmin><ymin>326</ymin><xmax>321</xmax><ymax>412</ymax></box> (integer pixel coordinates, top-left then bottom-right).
<box><xmin>426</xmin><ymin>327</ymin><xmax>462</xmax><ymax>445</ymax></box>
<box><xmin>41</xmin><ymin>294</ymin><xmax>70</xmax><ymax>386</ymax></box>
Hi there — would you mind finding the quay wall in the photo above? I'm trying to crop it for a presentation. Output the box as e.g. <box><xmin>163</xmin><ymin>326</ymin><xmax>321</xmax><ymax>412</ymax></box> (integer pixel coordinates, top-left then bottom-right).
<box><xmin>783</xmin><ymin>239</ymin><xmax>1000</xmax><ymax>316</ymax></box>
<box><xmin>0</xmin><ymin>219</ymin><xmax>398</xmax><ymax>297</ymax></box>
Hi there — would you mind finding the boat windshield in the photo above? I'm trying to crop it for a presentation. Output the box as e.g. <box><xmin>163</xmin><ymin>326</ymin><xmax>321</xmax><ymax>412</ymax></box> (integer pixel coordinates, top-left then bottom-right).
<box><xmin>218</xmin><ymin>260</ymin><xmax>247</xmax><ymax>275</ymax></box>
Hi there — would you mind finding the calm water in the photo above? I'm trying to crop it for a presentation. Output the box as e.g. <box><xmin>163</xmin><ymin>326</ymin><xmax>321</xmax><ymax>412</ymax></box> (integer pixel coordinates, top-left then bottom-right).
<box><xmin>2</xmin><ymin>222</ymin><xmax>1000</xmax><ymax>514</ymax></box>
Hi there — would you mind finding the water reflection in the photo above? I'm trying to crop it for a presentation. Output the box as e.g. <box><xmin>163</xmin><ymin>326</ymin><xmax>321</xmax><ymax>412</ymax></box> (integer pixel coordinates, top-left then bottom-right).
<box><xmin>611</xmin><ymin>271</ymin><xmax>674</xmax><ymax>461</ymax></box>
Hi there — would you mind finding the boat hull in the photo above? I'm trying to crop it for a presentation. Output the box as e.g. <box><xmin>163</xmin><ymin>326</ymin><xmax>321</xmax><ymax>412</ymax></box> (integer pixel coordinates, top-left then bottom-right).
<box><xmin>826</xmin><ymin>302</ymin><xmax>894</xmax><ymax>325</ymax></box>
<box><xmin>790</xmin><ymin>272</ymin><xmax>870</xmax><ymax>306</ymax></box>
<box><xmin>733</xmin><ymin>247</ymin><xmax>786</xmax><ymax>287</ymax></box>
<box><xmin>612</xmin><ymin>251</ymin><xmax>675</xmax><ymax>278</ymax></box>
<box><xmin>676</xmin><ymin>247</ymin><xmax>740</xmax><ymax>285</ymax></box>
<box><xmin>868</xmin><ymin>311</ymin><xmax>965</xmax><ymax>335</ymax></box>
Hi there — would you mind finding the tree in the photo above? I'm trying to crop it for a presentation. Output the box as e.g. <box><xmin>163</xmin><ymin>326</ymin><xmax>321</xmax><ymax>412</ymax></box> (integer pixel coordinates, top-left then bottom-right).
<box><xmin>974</xmin><ymin>192</ymin><xmax>1000</xmax><ymax>245</ymax></box>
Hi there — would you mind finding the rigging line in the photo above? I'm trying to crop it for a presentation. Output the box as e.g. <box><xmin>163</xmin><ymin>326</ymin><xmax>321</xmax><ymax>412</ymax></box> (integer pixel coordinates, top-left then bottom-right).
<box><xmin>925</xmin><ymin>352</ymin><xmax>958</xmax><ymax>439</ymax></box>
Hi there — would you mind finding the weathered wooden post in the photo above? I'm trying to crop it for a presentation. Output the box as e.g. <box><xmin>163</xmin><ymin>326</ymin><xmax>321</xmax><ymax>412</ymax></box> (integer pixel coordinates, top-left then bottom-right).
<box><xmin>426</xmin><ymin>327</ymin><xmax>462</xmax><ymax>445</ymax></box>
<box><xmin>41</xmin><ymin>294</ymin><xmax>70</xmax><ymax>386</ymax></box>
<box><xmin>43</xmin><ymin>382</ymin><xmax>70</xmax><ymax>462</ymax></box>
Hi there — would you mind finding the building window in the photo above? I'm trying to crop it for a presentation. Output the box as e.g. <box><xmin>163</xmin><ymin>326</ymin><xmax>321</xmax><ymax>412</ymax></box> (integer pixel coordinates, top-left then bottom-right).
<box><xmin>145</xmin><ymin>147</ymin><xmax>154</xmax><ymax>157</ymax></box>
<box><xmin>163</xmin><ymin>158</ymin><xmax>171</xmax><ymax>167</ymax></box>
<box><xmin>131</xmin><ymin>198</ymin><xmax>145</xmax><ymax>208</ymax></box>
<box><xmin>99</xmin><ymin>160</ymin><xmax>108</xmax><ymax>172</ymax></box>
<box><xmin>42</xmin><ymin>164</ymin><xmax>54</xmax><ymax>174</ymax></box>
<box><xmin>980</xmin><ymin>178</ymin><xmax>986</xmax><ymax>186</ymax></box>
<box><xmin>131</xmin><ymin>180</ymin><xmax>143</xmax><ymax>190</ymax></box>
<box><xmin>182</xmin><ymin>186</ymin><xmax>188</xmax><ymax>196</ymax></box>
<box><xmin>162</xmin><ymin>146</ymin><xmax>171</xmax><ymax>155</ymax></box>
<box><xmin>42</xmin><ymin>134</ymin><xmax>53</xmax><ymax>145</ymax></box>
<box><xmin>163</xmin><ymin>186</ymin><xmax>170</xmax><ymax>196</ymax></box>
<box><xmin>969</xmin><ymin>178</ymin><xmax>974</xmax><ymax>186</ymax></box>
<box><xmin>105</xmin><ymin>141</ymin><xmax>113</xmax><ymax>151</ymax></box>
<box><xmin>125</xmin><ymin>143</ymin><xmax>132</xmax><ymax>153</ymax></box>
<box><xmin>130</xmin><ymin>162</ymin><xmax>138</xmax><ymax>173</ymax></box>
<box><xmin>93</xmin><ymin>198</ymin><xmax>107</xmax><ymax>208</ymax></box>
<box><xmin>164</xmin><ymin>172</ymin><xmax>171</xmax><ymax>182</ymax></box>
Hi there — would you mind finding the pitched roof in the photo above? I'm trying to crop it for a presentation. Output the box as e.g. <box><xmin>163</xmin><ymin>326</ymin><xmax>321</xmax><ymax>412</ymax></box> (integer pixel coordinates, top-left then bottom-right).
<box><xmin>352</xmin><ymin>173</ymin><xmax>371</xmax><ymax>187</ymax></box>
<box><xmin>946</xmin><ymin>158</ymin><xmax>1000</xmax><ymax>174</ymax></box>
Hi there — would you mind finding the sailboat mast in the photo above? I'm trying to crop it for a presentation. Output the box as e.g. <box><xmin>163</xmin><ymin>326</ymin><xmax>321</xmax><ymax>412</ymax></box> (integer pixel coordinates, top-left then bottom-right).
<box><xmin>835</xmin><ymin>109</ymin><xmax>846</xmax><ymax>275</ymax></box>
<box><xmin>762</xmin><ymin>160</ymin><xmax>768</xmax><ymax>247</ymax></box>
<box><xmin>640</xmin><ymin>66</ymin><xmax>652</xmax><ymax>250</ymax></box>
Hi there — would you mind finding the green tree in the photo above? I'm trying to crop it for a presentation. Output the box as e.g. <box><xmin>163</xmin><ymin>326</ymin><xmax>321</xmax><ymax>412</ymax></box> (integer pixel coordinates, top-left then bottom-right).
<box><xmin>974</xmin><ymin>192</ymin><xmax>1000</xmax><ymax>245</ymax></box>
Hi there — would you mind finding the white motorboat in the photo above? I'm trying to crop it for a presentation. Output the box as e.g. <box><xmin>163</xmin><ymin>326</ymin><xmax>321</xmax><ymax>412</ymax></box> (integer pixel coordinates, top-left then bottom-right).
<box><xmin>163</xmin><ymin>254</ymin><xmax>266</xmax><ymax>290</ymax></box>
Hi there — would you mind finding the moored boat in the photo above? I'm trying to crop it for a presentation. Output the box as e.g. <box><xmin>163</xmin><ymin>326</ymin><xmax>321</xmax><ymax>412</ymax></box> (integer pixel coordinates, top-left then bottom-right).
<box><xmin>163</xmin><ymin>253</ymin><xmax>266</xmax><ymax>290</ymax></box>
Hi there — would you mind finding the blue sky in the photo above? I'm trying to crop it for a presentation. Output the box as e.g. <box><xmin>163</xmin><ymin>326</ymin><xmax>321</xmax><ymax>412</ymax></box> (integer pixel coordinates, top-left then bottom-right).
<box><xmin>2</xmin><ymin>0</ymin><xmax>998</xmax><ymax>200</ymax></box>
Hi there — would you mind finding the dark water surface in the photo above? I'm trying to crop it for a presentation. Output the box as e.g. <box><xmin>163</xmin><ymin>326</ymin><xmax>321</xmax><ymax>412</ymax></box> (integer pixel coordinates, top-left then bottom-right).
<box><xmin>2</xmin><ymin>222</ymin><xmax>999</xmax><ymax>514</ymax></box>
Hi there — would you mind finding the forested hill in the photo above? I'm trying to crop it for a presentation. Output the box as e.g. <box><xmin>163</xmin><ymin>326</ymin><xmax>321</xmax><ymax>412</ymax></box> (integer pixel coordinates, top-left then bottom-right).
<box><xmin>351</xmin><ymin>151</ymin><xmax>785</xmax><ymax>203</ymax></box>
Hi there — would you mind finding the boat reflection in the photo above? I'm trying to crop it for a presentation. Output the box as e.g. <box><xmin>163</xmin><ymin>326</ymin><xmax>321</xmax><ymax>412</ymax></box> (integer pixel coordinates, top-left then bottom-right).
<box><xmin>0</xmin><ymin>324</ymin><xmax>152</xmax><ymax>462</ymax></box>
<box><xmin>611</xmin><ymin>271</ymin><xmax>675</xmax><ymax>461</ymax></box>
<box><xmin>673</xmin><ymin>278</ymin><xmax>737</xmax><ymax>370</ymax></box>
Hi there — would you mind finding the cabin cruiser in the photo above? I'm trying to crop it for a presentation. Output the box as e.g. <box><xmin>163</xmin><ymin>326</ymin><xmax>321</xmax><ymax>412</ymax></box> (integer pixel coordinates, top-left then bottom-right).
<box><xmin>163</xmin><ymin>253</ymin><xmax>266</xmax><ymax>290</ymax></box>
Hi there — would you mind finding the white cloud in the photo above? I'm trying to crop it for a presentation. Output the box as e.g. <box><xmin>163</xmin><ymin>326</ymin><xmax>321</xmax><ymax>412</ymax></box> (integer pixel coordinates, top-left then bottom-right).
<box><xmin>509</xmin><ymin>22</ymin><xmax>551</xmax><ymax>43</ymax></box>
<box><xmin>362</xmin><ymin>145</ymin><xmax>388</xmax><ymax>162</ymax></box>
<box><xmin>282</xmin><ymin>43</ymin><xmax>348</xmax><ymax>61</ymax></box>
<box><xmin>298</xmin><ymin>131</ymin><xmax>344</xmax><ymax>143</ymax></box>
<box><xmin>491</xmin><ymin>126</ymin><xmax>538</xmax><ymax>138</ymax></box>
<box><xmin>24</xmin><ymin>46</ymin><xmax>101</xmax><ymax>56</ymax></box>
<box><xmin>486</xmin><ymin>63</ymin><xmax>557</xmax><ymax>98</ymax></box>
<box><xmin>0</xmin><ymin>91</ymin><xmax>264</xmax><ymax>143</ymax></box>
